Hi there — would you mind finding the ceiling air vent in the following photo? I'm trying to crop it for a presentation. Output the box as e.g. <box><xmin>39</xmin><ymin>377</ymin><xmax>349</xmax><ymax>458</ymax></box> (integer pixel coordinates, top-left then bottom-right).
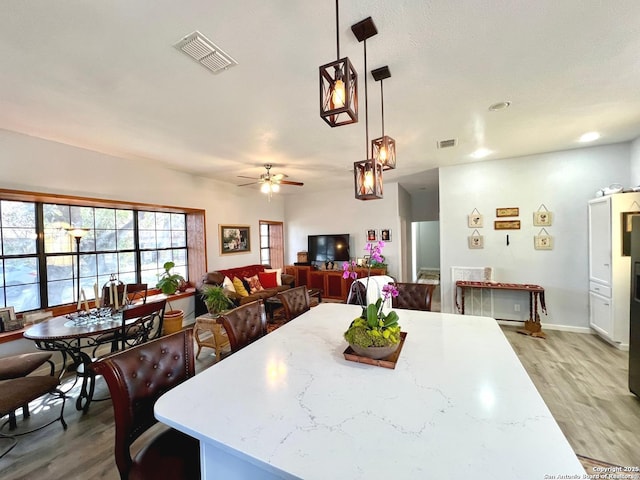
<box><xmin>173</xmin><ymin>31</ymin><xmax>238</xmax><ymax>74</ymax></box>
<box><xmin>437</xmin><ymin>139</ymin><xmax>457</xmax><ymax>149</ymax></box>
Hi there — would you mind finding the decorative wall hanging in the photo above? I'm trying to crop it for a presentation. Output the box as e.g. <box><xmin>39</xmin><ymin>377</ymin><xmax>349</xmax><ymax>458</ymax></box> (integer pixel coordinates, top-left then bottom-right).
<box><xmin>534</xmin><ymin>228</ymin><xmax>553</xmax><ymax>250</ymax></box>
<box><xmin>533</xmin><ymin>204</ymin><xmax>553</xmax><ymax>226</ymax></box>
<box><xmin>219</xmin><ymin>225</ymin><xmax>251</xmax><ymax>255</ymax></box>
<box><xmin>494</xmin><ymin>220</ymin><xmax>521</xmax><ymax>230</ymax></box>
<box><xmin>468</xmin><ymin>229</ymin><xmax>484</xmax><ymax>249</ymax></box>
<box><xmin>381</xmin><ymin>229</ymin><xmax>391</xmax><ymax>241</ymax></box>
<box><xmin>496</xmin><ymin>207</ymin><xmax>519</xmax><ymax>217</ymax></box>
<box><xmin>468</xmin><ymin>208</ymin><xmax>483</xmax><ymax>228</ymax></box>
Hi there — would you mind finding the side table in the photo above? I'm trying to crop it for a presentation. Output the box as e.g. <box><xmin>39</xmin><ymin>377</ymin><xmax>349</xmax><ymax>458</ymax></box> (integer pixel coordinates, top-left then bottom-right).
<box><xmin>193</xmin><ymin>314</ymin><xmax>231</xmax><ymax>362</ymax></box>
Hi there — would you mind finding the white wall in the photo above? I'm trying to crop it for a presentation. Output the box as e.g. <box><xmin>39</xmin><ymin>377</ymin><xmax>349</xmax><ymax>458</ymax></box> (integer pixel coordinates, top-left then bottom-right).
<box><xmin>0</xmin><ymin>129</ymin><xmax>286</xmax><ymax>274</ymax></box>
<box><xmin>631</xmin><ymin>136</ymin><xmax>640</xmax><ymax>186</ymax></box>
<box><xmin>414</xmin><ymin>221</ymin><xmax>440</xmax><ymax>275</ymax></box>
<box><xmin>284</xmin><ymin>183</ymin><xmax>402</xmax><ymax>279</ymax></box>
<box><xmin>439</xmin><ymin>143</ymin><xmax>631</xmax><ymax>330</ymax></box>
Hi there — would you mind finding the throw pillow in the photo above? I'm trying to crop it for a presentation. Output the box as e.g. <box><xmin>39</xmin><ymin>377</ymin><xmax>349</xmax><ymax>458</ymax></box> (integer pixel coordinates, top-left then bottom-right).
<box><xmin>232</xmin><ymin>277</ymin><xmax>249</xmax><ymax>297</ymax></box>
<box><xmin>222</xmin><ymin>275</ymin><xmax>234</xmax><ymax>291</ymax></box>
<box><xmin>258</xmin><ymin>271</ymin><xmax>278</xmax><ymax>289</ymax></box>
<box><xmin>245</xmin><ymin>274</ymin><xmax>264</xmax><ymax>294</ymax></box>
<box><xmin>264</xmin><ymin>268</ymin><xmax>282</xmax><ymax>286</ymax></box>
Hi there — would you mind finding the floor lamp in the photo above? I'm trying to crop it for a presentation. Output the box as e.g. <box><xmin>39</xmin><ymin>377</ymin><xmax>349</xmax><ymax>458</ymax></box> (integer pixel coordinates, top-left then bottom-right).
<box><xmin>67</xmin><ymin>228</ymin><xmax>89</xmax><ymax>308</ymax></box>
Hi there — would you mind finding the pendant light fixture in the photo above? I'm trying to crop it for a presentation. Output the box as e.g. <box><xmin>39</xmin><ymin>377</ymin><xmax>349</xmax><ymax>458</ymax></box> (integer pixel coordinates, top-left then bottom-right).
<box><xmin>319</xmin><ymin>0</ymin><xmax>358</xmax><ymax>127</ymax></box>
<box><xmin>351</xmin><ymin>17</ymin><xmax>383</xmax><ymax>201</ymax></box>
<box><xmin>371</xmin><ymin>65</ymin><xmax>396</xmax><ymax>170</ymax></box>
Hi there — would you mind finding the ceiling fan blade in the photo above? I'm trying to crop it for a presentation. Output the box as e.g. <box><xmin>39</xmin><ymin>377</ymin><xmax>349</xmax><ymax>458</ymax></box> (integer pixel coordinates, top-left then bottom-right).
<box><xmin>279</xmin><ymin>180</ymin><xmax>304</xmax><ymax>186</ymax></box>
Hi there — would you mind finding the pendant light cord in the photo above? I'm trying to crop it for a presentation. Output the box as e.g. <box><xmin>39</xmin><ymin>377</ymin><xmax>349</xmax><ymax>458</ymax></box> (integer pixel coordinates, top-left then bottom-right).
<box><xmin>335</xmin><ymin>0</ymin><xmax>340</xmax><ymax>59</ymax></box>
<box><xmin>364</xmin><ymin>39</ymin><xmax>369</xmax><ymax>159</ymax></box>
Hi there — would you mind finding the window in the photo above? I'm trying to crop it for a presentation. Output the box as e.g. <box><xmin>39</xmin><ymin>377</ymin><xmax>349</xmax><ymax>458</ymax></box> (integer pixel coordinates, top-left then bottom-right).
<box><xmin>0</xmin><ymin>195</ymin><xmax>191</xmax><ymax>313</ymax></box>
<box><xmin>259</xmin><ymin>221</ymin><xmax>284</xmax><ymax>269</ymax></box>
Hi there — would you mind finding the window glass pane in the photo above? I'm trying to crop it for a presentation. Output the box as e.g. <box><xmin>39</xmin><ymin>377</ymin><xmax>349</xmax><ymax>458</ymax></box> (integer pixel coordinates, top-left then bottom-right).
<box><xmin>119</xmin><ymin>252</ymin><xmax>135</xmax><ymax>274</ymax></box>
<box><xmin>1</xmin><ymin>200</ymin><xmax>35</xmax><ymax>228</ymax></box>
<box><xmin>95</xmin><ymin>229</ymin><xmax>117</xmax><ymax>251</ymax></box>
<box><xmin>139</xmin><ymin>230</ymin><xmax>156</xmax><ymax>249</ymax></box>
<box><xmin>171</xmin><ymin>230</ymin><xmax>186</xmax><ymax>248</ymax></box>
<box><xmin>96</xmin><ymin>252</ymin><xmax>118</xmax><ymax>276</ymax></box>
<box><xmin>48</xmin><ymin>279</ymin><xmax>74</xmax><ymax>307</ymax></box>
<box><xmin>7</xmin><ymin>284</ymin><xmax>40</xmax><ymax>312</ymax></box>
<box><xmin>117</xmin><ymin>229</ymin><xmax>134</xmax><ymax>250</ymax></box>
<box><xmin>70</xmin><ymin>206</ymin><xmax>94</xmax><ymax>229</ymax></box>
<box><xmin>138</xmin><ymin>211</ymin><xmax>155</xmax><ymax>229</ymax></box>
<box><xmin>47</xmin><ymin>256</ymin><xmax>73</xmax><ymax>281</ymax></box>
<box><xmin>95</xmin><ymin>208</ymin><xmax>115</xmax><ymax>229</ymax></box>
<box><xmin>116</xmin><ymin>210</ymin><xmax>134</xmax><ymax>229</ymax></box>
<box><xmin>156</xmin><ymin>230</ymin><xmax>171</xmax><ymax>249</ymax></box>
<box><xmin>171</xmin><ymin>213</ymin><xmax>185</xmax><ymax>230</ymax></box>
<box><xmin>156</xmin><ymin>212</ymin><xmax>170</xmax><ymax>230</ymax></box>
<box><xmin>2</xmin><ymin>228</ymin><xmax>37</xmax><ymax>255</ymax></box>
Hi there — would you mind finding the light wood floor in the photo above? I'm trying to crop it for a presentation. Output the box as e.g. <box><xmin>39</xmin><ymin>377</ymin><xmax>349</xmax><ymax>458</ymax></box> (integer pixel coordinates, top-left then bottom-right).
<box><xmin>1</xmin><ymin>325</ymin><xmax>639</xmax><ymax>479</ymax></box>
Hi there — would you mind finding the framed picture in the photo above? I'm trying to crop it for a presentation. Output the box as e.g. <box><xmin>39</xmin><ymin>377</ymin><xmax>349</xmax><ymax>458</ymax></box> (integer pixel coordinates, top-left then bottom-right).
<box><xmin>494</xmin><ymin>220</ymin><xmax>521</xmax><ymax>230</ymax></box>
<box><xmin>534</xmin><ymin>234</ymin><xmax>553</xmax><ymax>250</ymax></box>
<box><xmin>468</xmin><ymin>235</ymin><xmax>484</xmax><ymax>249</ymax></box>
<box><xmin>0</xmin><ymin>306</ymin><xmax>21</xmax><ymax>332</ymax></box>
<box><xmin>381</xmin><ymin>229</ymin><xmax>391</xmax><ymax>241</ymax></box>
<box><xmin>219</xmin><ymin>225</ymin><xmax>251</xmax><ymax>255</ymax></box>
<box><xmin>533</xmin><ymin>211</ymin><xmax>553</xmax><ymax>226</ymax></box>
<box><xmin>468</xmin><ymin>214</ymin><xmax>483</xmax><ymax>228</ymax></box>
<box><xmin>496</xmin><ymin>207</ymin><xmax>519</xmax><ymax>217</ymax></box>
<box><xmin>367</xmin><ymin>229</ymin><xmax>377</xmax><ymax>241</ymax></box>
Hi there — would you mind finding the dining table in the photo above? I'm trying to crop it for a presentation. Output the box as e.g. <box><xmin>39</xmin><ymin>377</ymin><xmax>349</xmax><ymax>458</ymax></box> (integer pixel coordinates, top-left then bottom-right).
<box><xmin>154</xmin><ymin>302</ymin><xmax>585</xmax><ymax>479</ymax></box>
<box><xmin>23</xmin><ymin>309</ymin><xmax>128</xmax><ymax>412</ymax></box>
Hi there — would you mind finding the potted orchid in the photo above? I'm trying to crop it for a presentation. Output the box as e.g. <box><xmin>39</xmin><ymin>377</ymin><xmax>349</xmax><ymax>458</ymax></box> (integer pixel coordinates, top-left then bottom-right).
<box><xmin>342</xmin><ymin>241</ymin><xmax>401</xmax><ymax>359</ymax></box>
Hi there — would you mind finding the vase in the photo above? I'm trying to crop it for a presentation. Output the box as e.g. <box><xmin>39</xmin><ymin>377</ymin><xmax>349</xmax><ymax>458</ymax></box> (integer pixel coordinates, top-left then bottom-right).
<box><xmin>349</xmin><ymin>342</ymin><xmax>400</xmax><ymax>360</ymax></box>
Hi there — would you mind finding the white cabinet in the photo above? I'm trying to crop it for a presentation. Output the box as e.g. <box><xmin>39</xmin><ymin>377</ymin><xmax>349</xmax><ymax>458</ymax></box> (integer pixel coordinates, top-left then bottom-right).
<box><xmin>588</xmin><ymin>194</ymin><xmax>640</xmax><ymax>347</ymax></box>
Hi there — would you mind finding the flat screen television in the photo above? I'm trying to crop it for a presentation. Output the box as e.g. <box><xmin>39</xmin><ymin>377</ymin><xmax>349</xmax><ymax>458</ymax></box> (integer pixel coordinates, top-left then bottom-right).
<box><xmin>308</xmin><ymin>234</ymin><xmax>350</xmax><ymax>262</ymax></box>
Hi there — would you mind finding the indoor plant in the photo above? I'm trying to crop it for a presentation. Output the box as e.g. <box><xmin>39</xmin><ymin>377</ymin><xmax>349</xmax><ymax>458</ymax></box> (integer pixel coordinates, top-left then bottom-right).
<box><xmin>200</xmin><ymin>285</ymin><xmax>235</xmax><ymax>315</ymax></box>
<box><xmin>156</xmin><ymin>261</ymin><xmax>186</xmax><ymax>335</ymax></box>
<box><xmin>342</xmin><ymin>241</ymin><xmax>401</xmax><ymax>359</ymax></box>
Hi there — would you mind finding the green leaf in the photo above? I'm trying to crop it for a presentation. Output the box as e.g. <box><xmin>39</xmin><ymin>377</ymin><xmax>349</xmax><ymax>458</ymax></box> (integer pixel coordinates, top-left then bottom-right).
<box><xmin>366</xmin><ymin>304</ymin><xmax>378</xmax><ymax>328</ymax></box>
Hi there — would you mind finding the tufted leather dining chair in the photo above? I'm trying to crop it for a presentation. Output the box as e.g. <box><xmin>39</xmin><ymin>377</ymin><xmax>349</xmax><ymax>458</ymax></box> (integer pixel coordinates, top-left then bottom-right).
<box><xmin>391</xmin><ymin>282</ymin><xmax>436</xmax><ymax>311</ymax></box>
<box><xmin>90</xmin><ymin>330</ymin><xmax>200</xmax><ymax>480</ymax></box>
<box><xmin>277</xmin><ymin>286</ymin><xmax>310</xmax><ymax>322</ymax></box>
<box><xmin>217</xmin><ymin>300</ymin><xmax>266</xmax><ymax>353</ymax></box>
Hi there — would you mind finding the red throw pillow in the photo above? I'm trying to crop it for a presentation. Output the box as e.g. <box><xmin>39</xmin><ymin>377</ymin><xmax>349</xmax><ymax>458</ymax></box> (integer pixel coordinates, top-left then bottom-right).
<box><xmin>258</xmin><ymin>271</ymin><xmax>278</xmax><ymax>289</ymax></box>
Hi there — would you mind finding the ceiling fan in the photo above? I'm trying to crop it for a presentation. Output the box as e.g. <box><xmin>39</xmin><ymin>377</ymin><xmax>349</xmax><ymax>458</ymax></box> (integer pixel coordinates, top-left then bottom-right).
<box><xmin>237</xmin><ymin>164</ymin><xmax>304</xmax><ymax>194</ymax></box>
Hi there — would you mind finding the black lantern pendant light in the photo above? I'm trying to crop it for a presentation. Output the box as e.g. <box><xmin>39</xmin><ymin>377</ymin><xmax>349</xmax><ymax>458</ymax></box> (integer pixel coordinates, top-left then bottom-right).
<box><xmin>371</xmin><ymin>66</ymin><xmax>396</xmax><ymax>171</ymax></box>
<box><xmin>319</xmin><ymin>0</ymin><xmax>358</xmax><ymax>127</ymax></box>
<box><xmin>352</xmin><ymin>17</ymin><xmax>383</xmax><ymax>201</ymax></box>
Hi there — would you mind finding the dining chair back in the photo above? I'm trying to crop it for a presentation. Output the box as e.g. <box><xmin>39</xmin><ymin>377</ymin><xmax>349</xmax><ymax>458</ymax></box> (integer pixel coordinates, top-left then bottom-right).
<box><xmin>90</xmin><ymin>330</ymin><xmax>199</xmax><ymax>480</ymax></box>
<box><xmin>217</xmin><ymin>300</ymin><xmax>266</xmax><ymax>353</ymax></box>
<box><xmin>391</xmin><ymin>282</ymin><xmax>436</xmax><ymax>311</ymax></box>
<box><xmin>277</xmin><ymin>286</ymin><xmax>310</xmax><ymax>321</ymax></box>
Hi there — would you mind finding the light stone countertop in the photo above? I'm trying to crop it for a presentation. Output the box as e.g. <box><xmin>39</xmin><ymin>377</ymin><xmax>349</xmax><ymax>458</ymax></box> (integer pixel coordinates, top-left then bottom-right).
<box><xmin>156</xmin><ymin>302</ymin><xmax>585</xmax><ymax>479</ymax></box>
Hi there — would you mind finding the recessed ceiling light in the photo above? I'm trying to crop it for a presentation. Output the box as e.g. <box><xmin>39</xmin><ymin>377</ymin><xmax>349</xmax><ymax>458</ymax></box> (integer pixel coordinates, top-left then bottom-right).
<box><xmin>579</xmin><ymin>132</ymin><xmax>600</xmax><ymax>143</ymax></box>
<box><xmin>471</xmin><ymin>148</ymin><xmax>492</xmax><ymax>159</ymax></box>
<box><xmin>488</xmin><ymin>101</ymin><xmax>511</xmax><ymax>112</ymax></box>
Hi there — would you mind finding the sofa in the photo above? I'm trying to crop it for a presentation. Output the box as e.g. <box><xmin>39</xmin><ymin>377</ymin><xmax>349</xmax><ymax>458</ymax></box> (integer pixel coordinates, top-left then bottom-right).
<box><xmin>195</xmin><ymin>264</ymin><xmax>295</xmax><ymax>317</ymax></box>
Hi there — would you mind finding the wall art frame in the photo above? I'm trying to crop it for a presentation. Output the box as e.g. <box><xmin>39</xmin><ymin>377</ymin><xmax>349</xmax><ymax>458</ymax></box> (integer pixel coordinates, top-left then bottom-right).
<box><xmin>496</xmin><ymin>207</ymin><xmax>519</xmax><ymax>217</ymax></box>
<box><xmin>494</xmin><ymin>220</ymin><xmax>521</xmax><ymax>230</ymax></box>
<box><xmin>219</xmin><ymin>225</ymin><xmax>251</xmax><ymax>255</ymax></box>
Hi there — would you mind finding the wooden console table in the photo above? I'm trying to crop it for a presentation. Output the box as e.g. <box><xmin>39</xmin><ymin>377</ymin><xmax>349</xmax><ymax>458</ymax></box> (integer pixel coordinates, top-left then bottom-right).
<box><xmin>455</xmin><ymin>281</ymin><xmax>547</xmax><ymax>338</ymax></box>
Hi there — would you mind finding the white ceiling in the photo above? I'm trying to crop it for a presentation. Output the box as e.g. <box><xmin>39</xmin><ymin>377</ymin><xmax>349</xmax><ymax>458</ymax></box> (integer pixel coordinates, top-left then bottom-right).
<box><xmin>1</xmin><ymin>1</ymin><xmax>640</xmax><ymax>195</ymax></box>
